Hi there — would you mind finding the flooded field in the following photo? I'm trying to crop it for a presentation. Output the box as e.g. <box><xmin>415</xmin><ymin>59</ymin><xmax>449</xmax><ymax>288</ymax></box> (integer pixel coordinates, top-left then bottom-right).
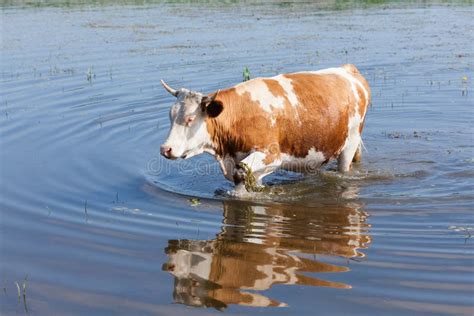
<box><xmin>1</xmin><ymin>1</ymin><xmax>473</xmax><ymax>315</ymax></box>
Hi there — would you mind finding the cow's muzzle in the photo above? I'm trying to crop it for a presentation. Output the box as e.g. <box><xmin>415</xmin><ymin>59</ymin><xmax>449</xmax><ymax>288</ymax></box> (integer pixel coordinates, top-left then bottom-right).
<box><xmin>160</xmin><ymin>145</ymin><xmax>174</xmax><ymax>159</ymax></box>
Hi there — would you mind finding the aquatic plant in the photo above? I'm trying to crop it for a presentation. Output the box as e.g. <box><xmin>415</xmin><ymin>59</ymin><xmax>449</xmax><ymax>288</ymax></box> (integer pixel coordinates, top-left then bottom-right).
<box><xmin>86</xmin><ymin>67</ymin><xmax>95</xmax><ymax>82</ymax></box>
<box><xmin>243</xmin><ymin>66</ymin><xmax>250</xmax><ymax>82</ymax></box>
<box><xmin>14</xmin><ymin>274</ymin><xmax>29</xmax><ymax>313</ymax></box>
<box><xmin>238</xmin><ymin>162</ymin><xmax>264</xmax><ymax>192</ymax></box>
<box><xmin>189</xmin><ymin>198</ymin><xmax>201</xmax><ymax>206</ymax></box>
<box><xmin>84</xmin><ymin>200</ymin><xmax>88</xmax><ymax>221</ymax></box>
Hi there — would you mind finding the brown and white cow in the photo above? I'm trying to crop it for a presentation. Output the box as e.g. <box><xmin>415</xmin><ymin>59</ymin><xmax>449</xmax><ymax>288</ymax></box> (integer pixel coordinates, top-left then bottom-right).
<box><xmin>160</xmin><ymin>64</ymin><xmax>371</xmax><ymax>192</ymax></box>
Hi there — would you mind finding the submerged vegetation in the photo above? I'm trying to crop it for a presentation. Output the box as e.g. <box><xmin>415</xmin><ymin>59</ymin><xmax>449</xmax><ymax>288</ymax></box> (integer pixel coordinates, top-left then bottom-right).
<box><xmin>238</xmin><ymin>162</ymin><xmax>265</xmax><ymax>192</ymax></box>
<box><xmin>188</xmin><ymin>198</ymin><xmax>201</xmax><ymax>206</ymax></box>
<box><xmin>11</xmin><ymin>275</ymin><xmax>29</xmax><ymax>314</ymax></box>
<box><xmin>86</xmin><ymin>67</ymin><xmax>95</xmax><ymax>82</ymax></box>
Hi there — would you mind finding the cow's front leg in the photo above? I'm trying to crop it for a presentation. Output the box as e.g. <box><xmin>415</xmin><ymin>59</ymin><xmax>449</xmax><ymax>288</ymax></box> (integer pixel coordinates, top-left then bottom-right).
<box><xmin>233</xmin><ymin>151</ymin><xmax>281</xmax><ymax>192</ymax></box>
<box><xmin>216</xmin><ymin>155</ymin><xmax>238</xmax><ymax>182</ymax></box>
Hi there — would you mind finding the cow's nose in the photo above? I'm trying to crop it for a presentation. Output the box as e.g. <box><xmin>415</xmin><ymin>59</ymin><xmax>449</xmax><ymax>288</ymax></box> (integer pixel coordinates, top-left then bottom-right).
<box><xmin>160</xmin><ymin>145</ymin><xmax>173</xmax><ymax>158</ymax></box>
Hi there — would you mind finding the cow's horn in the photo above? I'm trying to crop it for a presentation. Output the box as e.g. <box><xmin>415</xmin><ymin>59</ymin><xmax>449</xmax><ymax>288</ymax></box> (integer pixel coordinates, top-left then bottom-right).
<box><xmin>160</xmin><ymin>80</ymin><xmax>178</xmax><ymax>97</ymax></box>
<box><xmin>210</xmin><ymin>89</ymin><xmax>220</xmax><ymax>101</ymax></box>
<box><xmin>202</xmin><ymin>90</ymin><xmax>220</xmax><ymax>105</ymax></box>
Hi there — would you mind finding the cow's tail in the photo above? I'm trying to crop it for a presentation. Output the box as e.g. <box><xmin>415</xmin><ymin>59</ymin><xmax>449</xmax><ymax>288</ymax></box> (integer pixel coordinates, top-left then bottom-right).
<box><xmin>360</xmin><ymin>139</ymin><xmax>368</xmax><ymax>153</ymax></box>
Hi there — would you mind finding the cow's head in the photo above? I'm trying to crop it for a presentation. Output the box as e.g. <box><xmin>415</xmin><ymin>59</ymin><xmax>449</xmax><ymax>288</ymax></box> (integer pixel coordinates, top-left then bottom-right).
<box><xmin>160</xmin><ymin>80</ymin><xmax>223</xmax><ymax>160</ymax></box>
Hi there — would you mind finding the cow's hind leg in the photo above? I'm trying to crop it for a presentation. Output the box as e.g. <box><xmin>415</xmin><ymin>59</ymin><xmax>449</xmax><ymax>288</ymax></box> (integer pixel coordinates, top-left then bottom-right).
<box><xmin>338</xmin><ymin>134</ymin><xmax>361</xmax><ymax>173</ymax></box>
<box><xmin>352</xmin><ymin>143</ymin><xmax>362</xmax><ymax>163</ymax></box>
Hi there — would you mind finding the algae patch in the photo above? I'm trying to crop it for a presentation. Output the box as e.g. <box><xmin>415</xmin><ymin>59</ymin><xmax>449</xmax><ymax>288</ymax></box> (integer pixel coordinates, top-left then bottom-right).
<box><xmin>239</xmin><ymin>162</ymin><xmax>264</xmax><ymax>192</ymax></box>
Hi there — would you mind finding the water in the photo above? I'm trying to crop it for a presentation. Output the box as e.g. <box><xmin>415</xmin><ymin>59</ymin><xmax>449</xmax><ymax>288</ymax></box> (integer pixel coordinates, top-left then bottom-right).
<box><xmin>1</xmin><ymin>1</ymin><xmax>473</xmax><ymax>315</ymax></box>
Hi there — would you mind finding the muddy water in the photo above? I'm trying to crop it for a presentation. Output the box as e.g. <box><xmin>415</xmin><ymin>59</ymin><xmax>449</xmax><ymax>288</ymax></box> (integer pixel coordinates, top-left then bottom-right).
<box><xmin>1</xmin><ymin>1</ymin><xmax>473</xmax><ymax>315</ymax></box>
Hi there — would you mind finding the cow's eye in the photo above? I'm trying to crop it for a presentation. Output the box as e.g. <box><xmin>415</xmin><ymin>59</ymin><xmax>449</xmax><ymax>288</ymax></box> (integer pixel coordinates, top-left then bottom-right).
<box><xmin>185</xmin><ymin>115</ymin><xmax>196</xmax><ymax>126</ymax></box>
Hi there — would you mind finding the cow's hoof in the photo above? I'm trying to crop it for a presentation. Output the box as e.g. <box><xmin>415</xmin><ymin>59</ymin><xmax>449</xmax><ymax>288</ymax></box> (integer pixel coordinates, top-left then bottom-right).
<box><xmin>233</xmin><ymin>165</ymin><xmax>247</xmax><ymax>185</ymax></box>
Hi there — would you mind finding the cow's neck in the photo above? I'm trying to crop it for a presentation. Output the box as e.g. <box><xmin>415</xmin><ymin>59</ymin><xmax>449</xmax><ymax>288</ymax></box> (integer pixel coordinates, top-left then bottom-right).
<box><xmin>204</xmin><ymin>89</ymin><xmax>256</xmax><ymax>159</ymax></box>
<box><xmin>205</xmin><ymin>116</ymin><xmax>229</xmax><ymax>158</ymax></box>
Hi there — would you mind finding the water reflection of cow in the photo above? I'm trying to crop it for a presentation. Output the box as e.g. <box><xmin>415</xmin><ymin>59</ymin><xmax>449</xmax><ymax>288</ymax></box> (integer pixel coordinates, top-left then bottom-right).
<box><xmin>162</xmin><ymin>201</ymin><xmax>371</xmax><ymax>309</ymax></box>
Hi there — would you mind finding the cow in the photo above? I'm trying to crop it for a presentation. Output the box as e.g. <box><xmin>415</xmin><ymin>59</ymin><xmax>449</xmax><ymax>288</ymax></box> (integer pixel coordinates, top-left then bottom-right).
<box><xmin>160</xmin><ymin>64</ymin><xmax>371</xmax><ymax>192</ymax></box>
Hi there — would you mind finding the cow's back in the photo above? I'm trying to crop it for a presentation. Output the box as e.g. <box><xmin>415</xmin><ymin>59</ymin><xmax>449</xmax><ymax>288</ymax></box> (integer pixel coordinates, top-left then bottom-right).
<box><xmin>206</xmin><ymin>65</ymin><xmax>370</xmax><ymax>161</ymax></box>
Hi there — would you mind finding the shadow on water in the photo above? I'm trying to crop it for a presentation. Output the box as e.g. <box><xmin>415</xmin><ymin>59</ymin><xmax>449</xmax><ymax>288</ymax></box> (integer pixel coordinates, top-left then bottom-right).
<box><xmin>161</xmin><ymin>192</ymin><xmax>371</xmax><ymax>309</ymax></box>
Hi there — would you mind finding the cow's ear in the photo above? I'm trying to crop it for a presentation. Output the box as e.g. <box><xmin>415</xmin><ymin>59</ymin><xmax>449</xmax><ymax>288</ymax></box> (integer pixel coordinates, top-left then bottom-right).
<box><xmin>202</xmin><ymin>99</ymin><xmax>223</xmax><ymax>118</ymax></box>
<box><xmin>201</xmin><ymin>91</ymin><xmax>223</xmax><ymax>118</ymax></box>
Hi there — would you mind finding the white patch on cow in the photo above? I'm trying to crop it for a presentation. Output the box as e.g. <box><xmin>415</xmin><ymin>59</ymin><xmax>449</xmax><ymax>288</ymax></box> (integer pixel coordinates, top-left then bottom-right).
<box><xmin>280</xmin><ymin>148</ymin><xmax>326</xmax><ymax>172</ymax></box>
<box><xmin>234</xmin><ymin>75</ymin><xmax>303</xmax><ymax>126</ymax></box>
<box><xmin>268</xmin><ymin>254</ymin><xmax>300</xmax><ymax>286</ymax></box>
<box><xmin>251</xmin><ymin>205</ymin><xmax>268</xmax><ymax>215</ymax></box>
<box><xmin>247</xmin><ymin>263</ymin><xmax>274</xmax><ymax>291</ymax></box>
<box><xmin>337</xmin><ymin>112</ymin><xmax>362</xmax><ymax>172</ymax></box>
<box><xmin>341</xmin><ymin>185</ymin><xmax>359</xmax><ymax>200</ymax></box>
<box><xmin>348</xmin><ymin>239</ymin><xmax>360</xmax><ymax>247</ymax></box>
<box><xmin>274</xmin><ymin>75</ymin><xmax>299</xmax><ymax>107</ymax></box>
<box><xmin>275</xmin><ymin>74</ymin><xmax>302</xmax><ymax>123</ymax></box>
<box><xmin>282</xmin><ymin>265</ymin><xmax>299</xmax><ymax>285</ymax></box>
<box><xmin>236</xmin><ymin>239</ymin><xmax>275</xmax><ymax>291</ymax></box>
<box><xmin>235</xmin><ymin>78</ymin><xmax>286</xmax><ymax>114</ymax></box>
<box><xmin>238</xmin><ymin>292</ymin><xmax>288</xmax><ymax>307</ymax></box>
<box><xmin>346</xmin><ymin>238</ymin><xmax>360</xmax><ymax>257</ymax></box>
<box><xmin>181</xmin><ymin>122</ymin><xmax>213</xmax><ymax>158</ymax></box>
<box><xmin>167</xmin><ymin>249</ymin><xmax>212</xmax><ymax>280</ymax></box>
<box><xmin>243</xmin><ymin>237</ymin><xmax>265</xmax><ymax>245</ymax></box>
<box><xmin>235</xmin><ymin>148</ymin><xmax>327</xmax><ymax>187</ymax></box>
<box><xmin>239</xmin><ymin>151</ymin><xmax>282</xmax><ymax>184</ymax></box>
<box><xmin>236</xmin><ymin>75</ymin><xmax>300</xmax><ymax>107</ymax></box>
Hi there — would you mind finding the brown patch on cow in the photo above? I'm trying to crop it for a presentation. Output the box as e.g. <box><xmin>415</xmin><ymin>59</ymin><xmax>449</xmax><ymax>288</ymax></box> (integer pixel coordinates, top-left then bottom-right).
<box><xmin>355</xmin><ymin>86</ymin><xmax>367</xmax><ymax>115</ymax></box>
<box><xmin>262</xmin><ymin>153</ymin><xmax>276</xmax><ymax>165</ymax></box>
<box><xmin>262</xmin><ymin>144</ymin><xmax>280</xmax><ymax>164</ymax></box>
<box><xmin>205</xmin><ymin>88</ymin><xmax>278</xmax><ymax>158</ymax></box>
<box><xmin>206</xmin><ymin>69</ymin><xmax>369</xmax><ymax>162</ymax></box>
<box><xmin>280</xmin><ymin>73</ymin><xmax>355</xmax><ymax>157</ymax></box>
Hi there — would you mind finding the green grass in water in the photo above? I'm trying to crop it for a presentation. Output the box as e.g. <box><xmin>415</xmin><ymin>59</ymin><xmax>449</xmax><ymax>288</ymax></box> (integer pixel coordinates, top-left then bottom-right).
<box><xmin>238</xmin><ymin>162</ymin><xmax>264</xmax><ymax>192</ymax></box>
<box><xmin>243</xmin><ymin>66</ymin><xmax>250</xmax><ymax>82</ymax></box>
